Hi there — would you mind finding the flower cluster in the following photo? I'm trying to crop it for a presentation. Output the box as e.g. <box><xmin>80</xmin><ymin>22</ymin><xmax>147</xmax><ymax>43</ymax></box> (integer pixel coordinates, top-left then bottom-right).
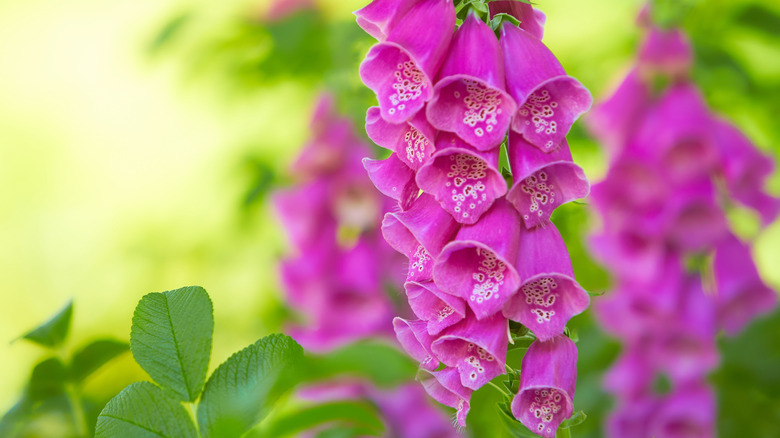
<box><xmin>587</xmin><ymin>13</ymin><xmax>779</xmax><ymax>437</ymax></box>
<box><xmin>274</xmin><ymin>94</ymin><xmax>399</xmax><ymax>352</ymax></box>
<box><xmin>356</xmin><ymin>1</ymin><xmax>592</xmax><ymax>435</ymax></box>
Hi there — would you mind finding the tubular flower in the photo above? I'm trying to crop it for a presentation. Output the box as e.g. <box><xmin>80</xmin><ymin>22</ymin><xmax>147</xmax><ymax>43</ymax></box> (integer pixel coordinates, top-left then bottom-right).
<box><xmin>511</xmin><ymin>336</ymin><xmax>577</xmax><ymax>438</ymax></box>
<box><xmin>587</xmin><ymin>6</ymin><xmax>778</xmax><ymax>437</ymax></box>
<box><xmin>276</xmin><ymin>94</ymin><xmax>461</xmax><ymax>437</ymax></box>
<box><xmin>356</xmin><ymin>4</ymin><xmax>591</xmax><ymax>434</ymax></box>
<box><xmin>359</xmin><ymin>0</ymin><xmax>455</xmax><ymax>123</ymax></box>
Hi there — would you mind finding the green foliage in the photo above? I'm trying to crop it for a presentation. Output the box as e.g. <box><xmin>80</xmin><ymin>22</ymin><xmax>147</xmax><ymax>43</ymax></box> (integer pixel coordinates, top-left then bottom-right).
<box><xmin>21</xmin><ymin>300</ymin><xmax>73</xmax><ymax>348</ymax></box>
<box><xmin>131</xmin><ymin>286</ymin><xmax>214</xmax><ymax>402</ymax></box>
<box><xmin>96</xmin><ymin>286</ymin><xmax>305</xmax><ymax>438</ymax></box>
<box><xmin>252</xmin><ymin>400</ymin><xmax>385</xmax><ymax>438</ymax></box>
<box><xmin>95</xmin><ymin>382</ymin><xmax>198</xmax><ymax>438</ymax></box>
<box><xmin>1</xmin><ymin>300</ymin><xmax>129</xmax><ymax>438</ymax></box>
<box><xmin>197</xmin><ymin>335</ymin><xmax>303</xmax><ymax>437</ymax></box>
<box><xmin>70</xmin><ymin>339</ymin><xmax>130</xmax><ymax>384</ymax></box>
<box><xmin>301</xmin><ymin>341</ymin><xmax>417</xmax><ymax>388</ymax></box>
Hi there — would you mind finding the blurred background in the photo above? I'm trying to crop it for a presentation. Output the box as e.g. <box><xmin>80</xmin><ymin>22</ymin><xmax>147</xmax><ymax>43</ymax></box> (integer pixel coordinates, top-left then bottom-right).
<box><xmin>1</xmin><ymin>0</ymin><xmax>779</xmax><ymax>436</ymax></box>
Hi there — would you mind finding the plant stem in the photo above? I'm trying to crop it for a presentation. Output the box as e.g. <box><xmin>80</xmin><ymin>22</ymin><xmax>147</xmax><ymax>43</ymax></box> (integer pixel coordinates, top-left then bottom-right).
<box><xmin>186</xmin><ymin>402</ymin><xmax>201</xmax><ymax>437</ymax></box>
<box><xmin>557</xmin><ymin>426</ymin><xmax>572</xmax><ymax>438</ymax></box>
<box><xmin>65</xmin><ymin>384</ymin><xmax>88</xmax><ymax>437</ymax></box>
<box><xmin>487</xmin><ymin>381</ymin><xmax>510</xmax><ymax>397</ymax></box>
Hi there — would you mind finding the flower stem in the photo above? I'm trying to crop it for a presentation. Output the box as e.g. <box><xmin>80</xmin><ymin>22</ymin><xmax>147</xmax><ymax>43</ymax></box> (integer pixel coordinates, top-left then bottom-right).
<box><xmin>65</xmin><ymin>384</ymin><xmax>88</xmax><ymax>437</ymax></box>
<box><xmin>487</xmin><ymin>380</ymin><xmax>510</xmax><ymax>398</ymax></box>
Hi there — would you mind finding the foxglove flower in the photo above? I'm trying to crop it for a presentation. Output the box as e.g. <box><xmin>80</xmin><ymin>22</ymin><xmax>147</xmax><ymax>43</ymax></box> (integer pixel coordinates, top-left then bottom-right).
<box><xmin>406</xmin><ymin>280</ymin><xmax>467</xmax><ymax>335</ymax></box>
<box><xmin>499</xmin><ymin>22</ymin><xmax>592</xmax><ymax>151</ymax></box>
<box><xmin>363</xmin><ymin>154</ymin><xmax>419</xmax><ymax>211</ymax></box>
<box><xmin>506</xmin><ymin>131</ymin><xmax>589</xmax><ymax>229</ymax></box>
<box><xmin>638</xmin><ymin>26</ymin><xmax>692</xmax><ymax>78</ymax></box>
<box><xmin>382</xmin><ymin>194</ymin><xmax>459</xmax><ymax>275</ymax></box>
<box><xmin>585</xmin><ymin>69</ymin><xmax>651</xmax><ymax>160</ymax></box>
<box><xmin>360</xmin><ymin>0</ymin><xmax>455</xmax><ymax>123</ymax></box>
<box><xmin>431</xmin><ymin>311</ymin><xmax>509</xmax><ymax>390</ymax></box>
<box><xmin>713</xmin><ymin>234</ymin><xmax>778</xmax><ymax>335</ymax></box>
<box><xmin>393</xmin><ymin>317</ymin><xmax>440</xmax><ymax>371</ymax></box>
<box><xmin>354</xmin><ymin>0</ymin><xmax>421</xmax><ymax>41</ymax></box>
<box><xmin>416</xmin><ymin>132</ymin><xmax>506</xmax><ymax>224</ymax></box>
<box><xmin>365</xmin><ymin>106</ymin><xmax>437</xmax><ymax>170</ymax></box>
<box><xmin>712</xmin><ymin>118</ymin><xmax>780</xmax><ymax>225</ymax></box>
<box><xmin>503</xmin><ymin>223</ymin><xmax>589</xmax><ymax>341</ymax></box>
<box><xmin>647</xmin><ymin>385</ymin><xmax>715</xmax><ymax>438</ymax></box>
<box><xmin>426</xmin><ymin>13</ymin><xmax>516</xmax><ymax>150</ymax></box>
<box><xmin>419</xmin><ymin>367</ymin><xmax>473</xmax><ymax>428</ymax></box>
<box><xmin>512</xmin><ymin>336</ymin><xmax>577</xmax><ymax>438</ymax></box>
<box><xmin>433</xmin><ymin>199</ymin><xmax>521</xmax><ymax>319</ymax></box>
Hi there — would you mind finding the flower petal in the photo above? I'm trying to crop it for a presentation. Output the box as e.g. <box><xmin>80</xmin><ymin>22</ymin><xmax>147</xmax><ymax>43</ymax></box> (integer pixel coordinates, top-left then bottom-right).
<box><xmin>365</xmin><ymin>106</ymin><xmax>437</xmax><ymax>170</ymax></box>
<box><xmin>433</xmin><ymin>199</ymin><xmax>522</xmax><ymax>319</ymax></box>
<box><xmin>416</xmin><ymin>132</ymin><xmax>507</xmax><ymax>224</ymax></box>
<box><xmin>363</xmin><ymin>154</ymin><xmax>419</xmax><ymax>211</ymax></box>
<box><xmin>506</xmin><ymin>132</ymin><xmax>589</xmax><ymax>228</ymax></box>
<box><xmin>393</xmin><ymin>317</ymin><xmax>440</xmax><ymax>370</ymax></box>
<box><xmin>406</xmin><ymin>280</ymin><xmax>467</xmax><ymax>335</ymax></box>
<box><xmin>431</xmin><ymin>311</ymin><xmax>508</xmax><ymax>390</ymax></box>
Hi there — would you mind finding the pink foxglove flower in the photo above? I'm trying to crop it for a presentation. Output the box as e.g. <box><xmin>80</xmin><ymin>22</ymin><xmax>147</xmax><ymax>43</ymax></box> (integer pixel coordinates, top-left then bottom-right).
<box><xmin>499</xmin><ymin>23</ymin><xmax>592</xmax><ymax>151</ymax></box>
<box><xmin>405</xmin><ymin>280</ymin><xmax>467</xmax><ymax>335</ymax></box>
<box><xmin>431</xmin><ymin>311</ymin><xmax>509</xmax><ymax>390</ymax></box>
<box><xmin>712</xmin><ymin>119</ymin><xmax>780</xmax><ymax>225</ymax></box>
<box><xmin>363</xmin><ymin>154</ymin><xmax>419</xmax><ymax>211</ymax></box>
<box><xmin>713</xmin><ymin>234</ymin><xmax>778</xmax><ymax>335</ymax></box>
<box><xmin>416</xmin><ymin>132</ymin><xmax>507</xmax><ymax>224</ymax></box>
<box><xmin>506</xmin><ymin>131</ymin><xmax>589</xmax><ymax>228</ymax></box>
<box><xmin>426</xmin><ymin>13</ymin><xmax>516</xmax><ymax>150</ymax></box>
<box><xmin>433</xmin><ymin>199</ymin><xmax>522</xmax><ymax>319</ymax></box>
<box><xmin>365</xmin><ymin>106</ymin><xmax>437</xmax><ymax>170</ymax></box>
<box><xmin>503</xmin><ymin>224</ymin><xmax>589</xmax><ymax>342</ymax></box>
<box><xmin>393</xmin><ymin>317</ymin><xmax>440</xmax><ymax>371</ymax></box>
<box><xmin>419</xmin><ymin>367</ymin><xmax>473</xmax><ymax>429</ymax></box>
<box><xmin>512</xmin><ymin>336</ymin><xmax>577</xmax><ymax>438</ymax></box>
<box><xmin>360</xmin><ymin>0</ymin><xmax>455</xmax><ymax>123</ymax></box>
<box><xmin>648</xmin><ymin>385</ymin><xmax>715</xmax><ymax>438</ymax></box>
<box><xmin>354</xmin><ymin>0</ymin><xmax>422</xmax><ymax>41</ymax></box>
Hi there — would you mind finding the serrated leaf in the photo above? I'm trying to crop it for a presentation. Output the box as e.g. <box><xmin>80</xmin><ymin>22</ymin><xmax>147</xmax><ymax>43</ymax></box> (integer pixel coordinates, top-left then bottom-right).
<box><xmin>70</xmin><ymin>339</ymin><xmax>129</xmax><ymax>383</ymax></box>
<box><xmin>28</xmin><ymin>358</ymin><xmax>68</xmax><ymax>401</ymax></box>
<box><xmin>256</xmin><ymin>400</ymin><xmax>384</xmax><ymax>438</ymax></box>
<box><xmin>560</xmin><ymin>410</ymin><xmax>587</xmax><ymax>429</ymax></box>
<box><xmin>130</xmin><ymin>286</ymin><xmax>213</xmax><ymax>402</ymax></box>
<box><xmin>197</xmin><ymin>334</ymin><xmax>304</xmax><ymax>438</ymax></box>
<box><xmin>95</xmin><ymin>381</ymin><xmax>198</xmax><ymax>438</ymax></box>
<box><xmin>21</xmin><ymin>300</ymin><xmax>73</xmax><ymax>348</ymax></box>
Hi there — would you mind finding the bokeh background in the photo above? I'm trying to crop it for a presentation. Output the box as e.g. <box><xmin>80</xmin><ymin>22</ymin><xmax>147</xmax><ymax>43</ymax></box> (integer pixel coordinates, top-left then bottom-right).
<box><xmin>1</xmin><ymin>0</ymin><xmax>779</xmax><ymax>436</ymax></box>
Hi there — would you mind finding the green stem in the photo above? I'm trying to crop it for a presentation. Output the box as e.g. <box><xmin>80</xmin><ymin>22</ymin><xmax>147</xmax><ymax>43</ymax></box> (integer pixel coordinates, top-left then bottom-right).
<box><xmin>65</xmin><ymin>384</ymin><xmax>88</xmax><ymax>437</ymax></box>
<box><xmin>487</xmin><ymin>381</ymin><xmax>510</xmax><ymax>397</ymax></box>
<box><xmin>557</xmin><ymin>426</ymin><xmax>573</xmax><ymax>438</ymax></box>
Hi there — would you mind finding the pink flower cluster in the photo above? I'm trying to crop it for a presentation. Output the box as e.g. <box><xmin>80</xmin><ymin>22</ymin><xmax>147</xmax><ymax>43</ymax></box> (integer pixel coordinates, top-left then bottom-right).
<box><xmin>356</xmin><ymin>1</ymin><xmax>592</xmax><ymax>435</ymax></box>
<box><xmin>587</xmin><ymin>16</ymin><xmax>779</xmax><ymax>438</ymax></box>
<box><xmin>274</xmin><ymin>94</ymin><xmax>399</xmax><ymax>353</ymax></box>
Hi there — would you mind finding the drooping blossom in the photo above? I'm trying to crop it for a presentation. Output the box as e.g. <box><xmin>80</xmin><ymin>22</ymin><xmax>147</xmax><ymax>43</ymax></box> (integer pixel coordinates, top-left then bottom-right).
<box><xmin>356</xmin><ymin>3</ymin><xmax>592</xmax><ymax>435</ymax></box>
<box><xmin>587</xmin><ymin>6</ymin><xmax>778</xmax><ymax>437</ymax></box>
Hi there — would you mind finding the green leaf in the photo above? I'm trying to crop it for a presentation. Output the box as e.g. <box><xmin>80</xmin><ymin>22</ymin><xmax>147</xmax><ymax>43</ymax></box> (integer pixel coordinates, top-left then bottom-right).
<box><xmin>197</xmin><ymin>334</ymin><xmax>304</xmax><ymax>438</ymax></box>
<box><xmin>95</xmin><ymin>381</ymin><xmax>198</xmax><ymax>438</ymax></box>
<box><xmin>27</xmin><ymin>357</ymin><xmax>68</xmax><ymax>401</ymax></box>
<box><xmin>256</xmin><ymin>400</ymin><xmax>385</xmax><ymax>438</ymax></box>
<box><xmin>560</xmin><ymin>410</ymin><xmax>587</xmax><ymax>429</ymax></box>
<box><xmin>130</xmin><ymin>286</ymin><xmax>213</xmax><ymax>402</ymax></box>
<box><xmin>490</xmin><ymin>12</ymin><xmax>522</xmax><ymax>32</ymax></box>
<box><xmin>497</xmin><ymin>404</ymin><xmax>539</xmax><ymax>438</ymax></box>
<box><xmin>301</xmin><ymin>341</ymin><xmax>417</xmax><ymax>388</ymax></box>
<box><xmin>21</xmin><ymin>300</ymin><xmax>73</xmax><ymax>348</ymax></box>
<box><xmin>70</xmin><ymin>339</ymin><xmax>129</xmax><ymax>383</ymax></box>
